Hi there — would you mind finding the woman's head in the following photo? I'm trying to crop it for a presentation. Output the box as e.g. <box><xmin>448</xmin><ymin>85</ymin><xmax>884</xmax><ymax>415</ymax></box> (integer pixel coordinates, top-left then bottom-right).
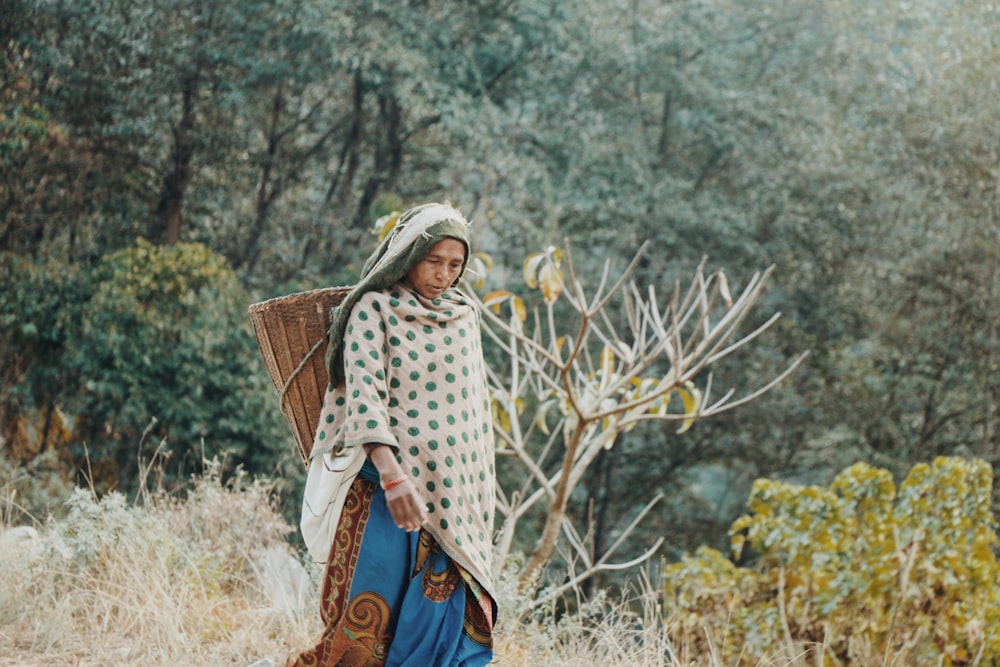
<box><xmin>360</xmin><ymin>203</ymin><xmax>471</xmax><ymax>286</ymax></box>
<box><xmin>405</xmin><ymin>237</ymin><xmax>467</xmax><ymax>300</ymax></box>
<box><xmin>325</xmin><ymin>202</ymin><xmax>473</xmax><ymax>385</ymax></box>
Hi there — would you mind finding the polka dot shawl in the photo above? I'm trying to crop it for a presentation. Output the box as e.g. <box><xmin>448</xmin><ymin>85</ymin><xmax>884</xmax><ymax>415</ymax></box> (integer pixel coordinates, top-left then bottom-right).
<box><xmin>313</xmin><ymin>283</ymin><xmax>496</xmax><ymax>599</ymax></box>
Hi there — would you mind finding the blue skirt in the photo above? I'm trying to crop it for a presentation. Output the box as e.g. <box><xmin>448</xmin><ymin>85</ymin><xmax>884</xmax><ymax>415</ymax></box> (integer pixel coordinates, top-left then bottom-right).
<box><xmin>287</xmin><ymin>470</ymin><xmax>494</xmax><ymax>667</ymax></box>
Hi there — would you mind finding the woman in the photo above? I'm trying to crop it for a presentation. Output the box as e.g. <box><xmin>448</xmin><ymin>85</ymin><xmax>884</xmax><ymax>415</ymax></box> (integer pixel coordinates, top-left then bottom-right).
<box><xmin>287</xmin><ymin>203</ymin><xmax>497</xmax><ymax>667</ymax></box>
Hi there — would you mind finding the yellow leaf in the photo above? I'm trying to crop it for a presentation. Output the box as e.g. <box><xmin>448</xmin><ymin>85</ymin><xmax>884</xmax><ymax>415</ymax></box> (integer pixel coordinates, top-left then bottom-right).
<box><xmin>372</xmin><ymin>211</ymin><xmax>401</xmax><ymax>240</ymax></box>
<box><xmin>601</xmin><ymin>416</ymin><xmax>618</xmax><ymax>444</ymax></box>
<box><xmin>730</xmin><ymin>532</ymin><xmax>747</xmax><ymax>561</ymax></box>
<box><xmin>523</xmin><ymin>252</ymin><xmax>546</xmax><ymax>288</ymax></box>
<box><xmin>483</xmin><ymin>290</ymin><xmax>526</xmax><ymax>323</ymax></box>
<box><xmin>534</xmin><ymin>399</ymin><xmax>556</xmax><ymax>436</ymax></box>
<box><xmin>675</xmin><ymin>381</ymin><xmax>702</xmax><ymax>434</ymax></box>
<box><xmin>523</xmin><ymin>246</ymin><xmax>563</xmax><ymax>295</ymax></box>
<box><xmin>491</xmin><ymin>400</ymin><xmax>511</xmax><ymax>433</ymax></box>
<box><xmin>465</xmin><ymin>252</ymin><xmax>494</xmax><ymax>290</ymax></box>
<box><xmin>473</xmin><ymin>250</ymin><xmax>493</xmax><ymax>270</ymax></box>
<box><xmin>483</xmin><ymin>290</ymin><xmax>512</xmax><ymax>314</ymax></box>
<box><xmin>511</xmin><ymin>296</ymin><xmax>527</xmax><ymax>323</ymax></box>
<box><xmin>538</xmin><ymin>262</ymin><xmax>564</xmax><ymax>303</ymax></box>
<box><xmin>632</xmin><ymin>377</ymin><xmax>660</xmax><ymax>394</ymax></box>
<box><xmin>554</xmin><ymin>336</ymin><xmax>570</xmax><ymax>358</ymax></box>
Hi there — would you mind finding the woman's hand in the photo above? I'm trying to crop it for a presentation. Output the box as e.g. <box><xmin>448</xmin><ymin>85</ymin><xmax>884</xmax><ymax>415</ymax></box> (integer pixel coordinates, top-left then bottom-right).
<box><xmin>368</xmin><ymin>444</ymin><xmax>428</xmax><ymax>532</ymax></box>
<box><xmin>383</xmin><ymin>478</ymin><xmax>428</xmax><ymax>531</ymax></box>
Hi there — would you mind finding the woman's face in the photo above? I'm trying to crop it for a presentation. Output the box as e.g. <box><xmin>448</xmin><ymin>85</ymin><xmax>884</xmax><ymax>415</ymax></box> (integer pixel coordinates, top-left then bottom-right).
<box><xmin>406</xmin><ymin>238</ymin><xmax>466</xmax><ymax>300</ymax></box>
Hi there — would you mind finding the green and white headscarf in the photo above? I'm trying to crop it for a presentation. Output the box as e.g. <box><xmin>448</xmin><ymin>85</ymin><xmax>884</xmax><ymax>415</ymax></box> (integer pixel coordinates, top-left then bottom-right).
<box><xmin>325</xmin><ymin>202</ymin><xmax>471</xmax><ymax>386</ymax></box>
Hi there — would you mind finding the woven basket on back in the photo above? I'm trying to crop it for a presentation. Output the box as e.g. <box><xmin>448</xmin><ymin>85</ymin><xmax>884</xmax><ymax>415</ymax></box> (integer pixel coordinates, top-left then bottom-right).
<box><xmin>248</xmin><ymin>286</ymin><xmax>351</xmax><ymax>466</ymax></box>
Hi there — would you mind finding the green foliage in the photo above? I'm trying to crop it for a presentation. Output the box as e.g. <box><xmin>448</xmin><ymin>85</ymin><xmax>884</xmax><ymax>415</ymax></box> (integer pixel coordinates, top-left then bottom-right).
<box><xmin>0</xmin><ymin>253</ymin><xmax>88</xmax><ymax>422</ymax></box>
<box><xmin>0</xmin><ymin>101</ymin><xmax>48</xmax><ymax>167</ymax></box>
<box><xmin>66</xmin><ymin>238</ymin><xmax>290</xmax><ymax>492</ymax></box>
<box><xmin>1</xmin><ymin>10</ymin><xmax>48</xmax><ymax>170</ymax></box>
<box><xmin>664</xmin><ymin>457</ymin><xmax>1000</xmax><ymax>665</ymax></box>
<box><xmin>3</xmin><ymin>240</ymin><xmax>293</xmax><ymax>501</ymax></box>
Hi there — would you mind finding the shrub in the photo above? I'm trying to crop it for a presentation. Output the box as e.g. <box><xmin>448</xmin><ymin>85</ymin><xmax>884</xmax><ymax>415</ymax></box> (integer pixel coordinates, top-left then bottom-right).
<box><xmin>664</xmin><ymin>457</ymin><xmax>999</xmax><ymax>665</ymax></box>
<box><xmin>64</xmin><ymin>238</ymin><xmax>294</xmax><ymax>494</ymax></box>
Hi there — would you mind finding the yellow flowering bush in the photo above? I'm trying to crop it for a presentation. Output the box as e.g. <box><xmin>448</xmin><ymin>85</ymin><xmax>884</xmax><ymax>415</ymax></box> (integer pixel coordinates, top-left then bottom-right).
<box><xmin>664</xmin><ymin>457</ymin><xmax>1000</xmax><ymax>665</ymax></box>
<box><xmin>69</xmin><ymin>238</ymin><xmax>288</xmax><ymax>492</ymax></box>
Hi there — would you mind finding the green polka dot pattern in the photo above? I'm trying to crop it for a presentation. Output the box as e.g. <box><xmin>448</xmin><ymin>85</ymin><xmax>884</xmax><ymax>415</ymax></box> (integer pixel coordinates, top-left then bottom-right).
<box><xmin>310</xmin><ymin>284</ymin><xmax>496</xmax><ymax>598</ymax></box>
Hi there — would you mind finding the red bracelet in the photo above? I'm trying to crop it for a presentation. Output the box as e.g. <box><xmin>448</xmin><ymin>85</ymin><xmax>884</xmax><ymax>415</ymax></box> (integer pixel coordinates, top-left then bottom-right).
<box><xmin>381</xmin><ymin>475</ymin><xmax>408</xmax><ymax>491</ymax></box>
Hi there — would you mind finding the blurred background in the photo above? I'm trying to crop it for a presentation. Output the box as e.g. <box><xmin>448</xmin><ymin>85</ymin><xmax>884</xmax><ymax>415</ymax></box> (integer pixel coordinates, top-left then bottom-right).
<box><xmin>2</xmin><ymin>0</ymin><xmax>998</xmax><ymax>586</ymax></box>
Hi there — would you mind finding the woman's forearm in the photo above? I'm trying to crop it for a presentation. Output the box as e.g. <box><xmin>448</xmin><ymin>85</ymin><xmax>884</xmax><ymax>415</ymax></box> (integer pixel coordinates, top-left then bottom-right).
<box><xmin>367</xmin><ymin>443</ymin><xmax>405</xmax><ymax>481</ymax></box>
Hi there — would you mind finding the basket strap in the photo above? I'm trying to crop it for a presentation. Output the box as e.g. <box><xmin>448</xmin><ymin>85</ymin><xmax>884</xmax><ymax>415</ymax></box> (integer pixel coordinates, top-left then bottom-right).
<box><xmin>279</xmin><ymin>337</ymin><xmax>325</xmax><ymax>409</ymax></box>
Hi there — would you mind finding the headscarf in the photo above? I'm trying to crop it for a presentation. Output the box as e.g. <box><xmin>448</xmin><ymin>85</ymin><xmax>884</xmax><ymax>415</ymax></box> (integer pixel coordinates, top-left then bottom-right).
<box><xmin>325</xmin><ymin>202</ymin><xmax>472</xmax><ymax>386</ymax></box>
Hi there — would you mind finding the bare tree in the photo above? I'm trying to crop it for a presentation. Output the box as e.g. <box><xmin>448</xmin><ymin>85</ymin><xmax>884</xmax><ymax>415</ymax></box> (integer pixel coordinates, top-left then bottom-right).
<box><xmin>467</xmin><ymin>243</ymin><xmax>807</xmax><ymax>599</ymax></box>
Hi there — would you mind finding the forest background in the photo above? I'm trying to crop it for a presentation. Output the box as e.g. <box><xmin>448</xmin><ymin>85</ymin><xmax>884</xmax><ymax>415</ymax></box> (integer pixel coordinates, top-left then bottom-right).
<box><xmin>2</xmin><ymin>0</ymin><xmax>999</xmax><ymax>659</ymax></box>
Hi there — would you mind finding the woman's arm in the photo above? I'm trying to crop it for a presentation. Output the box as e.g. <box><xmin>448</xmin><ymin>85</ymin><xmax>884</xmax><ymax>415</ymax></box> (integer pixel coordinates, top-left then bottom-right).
<box><xmin>368</xmin><ymin>444</ymin><xmax>428</xmax><ymax>532</ymax></box>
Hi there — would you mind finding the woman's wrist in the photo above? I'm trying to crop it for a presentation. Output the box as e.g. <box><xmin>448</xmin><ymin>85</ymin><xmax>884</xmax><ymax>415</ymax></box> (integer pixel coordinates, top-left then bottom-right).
<box><xmin>367</xmin><ymin>443</ymin><xmax>404</xmax><ymax>476</ymax></box>
<box><xmin>381</xmin><ymin>475</ymin><xmax>408</xmax><ymax>490</ymax></box>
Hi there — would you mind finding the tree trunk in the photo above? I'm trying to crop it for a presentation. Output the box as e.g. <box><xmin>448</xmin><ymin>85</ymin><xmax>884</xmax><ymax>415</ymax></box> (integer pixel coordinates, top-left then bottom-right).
<box><xmin>232</xmin><ymin>82</ymin><xmax>284</xmax><ymax>271</ymax></box>
<box><xmin>156</xmin><ymin>71</ymin><xmax>200</xmax><ymax>245</ymax></box>
<box><xmin>658</xmin><ymin>90</ymin><xmax>672</xmax><ymax>165</ymax></box>
<box><xmin>351</xmin><ymin>86</ymin><xmax>404</xmax><ymax>230</ymax></box>
<box><xmin>983</xmin><ymin>170</ymin><xmax>999</xmax><ymax>462</ymax></box>
<box><xmin>521</xmin><ymin>424</ymin><xmax>585</xmax><ymax>585</ymax></box>
<box><xmin>315</xmin><ymin>71</ymin><xmax>364</xmax><ymax>274</ymax></box>
<box><xmin>326</xmin><ymin>70</ymin><xmax>364</xmax><ymax>210</ymax></box>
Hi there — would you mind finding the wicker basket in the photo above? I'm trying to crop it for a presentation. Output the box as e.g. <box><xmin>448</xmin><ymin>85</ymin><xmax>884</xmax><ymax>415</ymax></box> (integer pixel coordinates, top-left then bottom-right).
<box><xmin>248</xmin><ymin>286</ymin><xmax>351</xmax><ymax>465</ymax></box>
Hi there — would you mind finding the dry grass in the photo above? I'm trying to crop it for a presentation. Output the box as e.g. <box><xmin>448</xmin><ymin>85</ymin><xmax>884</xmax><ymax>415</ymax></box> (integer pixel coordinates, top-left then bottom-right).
<box><xmin>0</xmin><ymin>461</ymin><xmax>320</xmax><ymax>666</ymax></box>
<box><xmin>0</xmin><ymin>463</ymin><xmax>815</xmax><ymax>667</ymax></box>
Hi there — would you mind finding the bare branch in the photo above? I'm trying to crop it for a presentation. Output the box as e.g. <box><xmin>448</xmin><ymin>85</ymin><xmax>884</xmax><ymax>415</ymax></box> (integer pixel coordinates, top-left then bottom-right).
<box><xmin>526</xmin><ymin>493</ymin><xmax>666</xmax><ymax>610</ymax></box>
<box><xmin>476</xmin><ymin>242</ymin><xmax>805</xmax><ymax>586</ymax></box>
